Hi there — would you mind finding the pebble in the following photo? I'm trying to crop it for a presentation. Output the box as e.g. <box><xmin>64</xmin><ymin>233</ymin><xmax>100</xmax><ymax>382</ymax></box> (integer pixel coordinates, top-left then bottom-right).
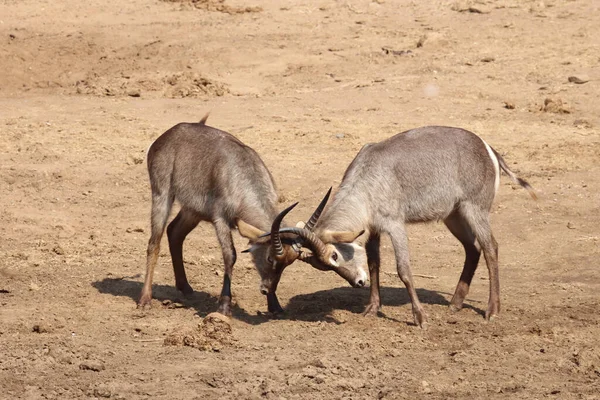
<box><xmin>32</xmin><ymin>322</ymin><xmax>52</xmax><ymax>333</ymax></box>
<box><xmin>568</xmin><ymin>76</ymin><xmax>589</xmax><ymax>84</ymax></box>
<box><xmin>79</xmin><ymin>360</ymin><xmax>105</xmax><ymax>372</ymax></box>
<box><xmin>52</xmin><ymin>245</ymin><xmax>65</xmax><ymax>255</ymax></box>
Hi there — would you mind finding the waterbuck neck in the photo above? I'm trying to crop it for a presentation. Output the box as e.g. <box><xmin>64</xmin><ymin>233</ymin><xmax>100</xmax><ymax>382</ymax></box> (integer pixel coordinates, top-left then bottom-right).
<box><xmin>316</xmin><ymin>185</ymin><xmax>370</xmax><ymax>234</ymax></box>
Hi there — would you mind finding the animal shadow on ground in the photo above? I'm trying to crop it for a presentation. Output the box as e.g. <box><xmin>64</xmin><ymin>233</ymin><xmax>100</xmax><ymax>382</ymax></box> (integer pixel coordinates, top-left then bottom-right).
<box><xmin>92</xmin><ymin>278</ymin><xmax>485</xmax><ymax>326</ymax></box>
<box><xmin>91</xmin><ymin>277</ymin><xmax>320</xmax><ymax>325</ymax></box>
<box><xmin>92</xmin><ymin>277</ymin><xmax>258</xmax><ymax>323</ymax></box>
<box><xmin>282</xmin><ymin>285</ymin><xmax>485</xmax><ymax>326</ymax></box>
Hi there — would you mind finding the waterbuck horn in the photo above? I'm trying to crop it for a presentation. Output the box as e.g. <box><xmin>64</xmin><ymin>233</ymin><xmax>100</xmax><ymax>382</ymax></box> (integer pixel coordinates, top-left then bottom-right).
<box><xmin>274</xmin><ymin>227</ymin><xmax>329</xmax><ymax>262</ymax></box>
<box><xmin>270</xmin><ymin>202</ymin><xmax>299</xmax><ymax>260</ymax></box>
<box><xmin>304</xmin><ymin>187</ymin><xmax>332</xmax><ymax>231</ymax></box>
<box><xmin>298</xmin><ymin>251</ymin><xmax>331</xmax><ymax>271</ymax></box>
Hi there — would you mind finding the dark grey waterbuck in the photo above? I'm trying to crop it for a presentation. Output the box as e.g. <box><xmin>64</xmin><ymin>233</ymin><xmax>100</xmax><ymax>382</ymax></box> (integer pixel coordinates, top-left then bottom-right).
<box><xmin>273</xmin><ymin>126</ymin><xmax>537</xmax><ymax>328</ymax></box>
<box><xmin>138</xmin><ymin>115</ymin><xmax>367</xmax><ymax>315</ymax></box>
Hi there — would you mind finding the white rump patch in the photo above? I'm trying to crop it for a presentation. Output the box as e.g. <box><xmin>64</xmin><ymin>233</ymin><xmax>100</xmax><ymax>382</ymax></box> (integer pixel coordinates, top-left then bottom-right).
<box><xmin>145</xmin><ymin>140</ymin><xmax>155</xmax><ymax>161</ymax></box>
<box><xmin>481</xmin><ymin>139</ymin><xmax>500</xmax><ymax>193</ymax></box>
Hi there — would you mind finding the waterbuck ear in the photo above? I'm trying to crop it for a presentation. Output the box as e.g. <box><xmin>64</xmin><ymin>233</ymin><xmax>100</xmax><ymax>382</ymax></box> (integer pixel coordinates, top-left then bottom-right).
<box><xmin>320</xmin><ymin>229</ymin><xmax>366</xmax><ymax>244</ymax></box>
<box><xmin>237</xmin><ymin>220</ymin><xmax>266</xmax><ymax>241</ymax></box>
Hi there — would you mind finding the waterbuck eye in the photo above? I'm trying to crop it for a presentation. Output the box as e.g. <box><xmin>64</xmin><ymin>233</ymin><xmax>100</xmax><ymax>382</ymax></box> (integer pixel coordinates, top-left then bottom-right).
<box><xmin>332</xmin><ymin>252</ymin><xmax>338</xmax><ymax>262</ymax></box>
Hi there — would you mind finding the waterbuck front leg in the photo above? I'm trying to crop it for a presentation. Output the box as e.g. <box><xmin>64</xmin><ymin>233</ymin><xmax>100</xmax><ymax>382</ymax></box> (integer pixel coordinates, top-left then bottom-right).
<box><xmin>167</xmin><ymin>208</ymin><xmax>202</xmax><ymax>296</ymax></box>
<box><xmin>363</xmin><ymin>233</ymin><xmax>381</xmax><ymax>316</ymax></box>
<box><xmin>443</xmin><ymin>211</ymin><xmax>481</xmax><ymax>312</ymax></box>
<box><xmin>213</xmin><ymin>218</ymin><xmax>236</xmax><ymax>317</ymax></box>
<box><xmin>388</xmin><ymin>223</ymin><xmax>427</xmax><ymax>328</ymax></box>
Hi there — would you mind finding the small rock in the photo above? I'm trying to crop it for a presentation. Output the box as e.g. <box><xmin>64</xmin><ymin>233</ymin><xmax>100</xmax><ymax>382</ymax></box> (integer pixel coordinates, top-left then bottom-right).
<box><xmin>414</xmin><ymin>32</ymin><xmax>447</xmax><ymax>48</ymax></box>
<box><xmin>94</xmin><ymin>385</ymin><xmax>112</xmax><ymax>398</ymax></box>
<box><xmin>79</xmin><ymin>360</ymin><xmax>105</xmax><ymax>372</ymax></box>
<box><xmin>568</xmin><ymin>76</ymin><xmax>589</xmax><ymax>84</ymax></box>
<box><xmin>541</xmin><ymin>98</ymin><xmax>570</xmax><ymax>114</ymax></box>
<box><xmin>567</xmin><ymin>222</ymin><xmax>576</xmax><ymax>229</ymax></box>
<box><xmin>481</xmin><ymin>56</ymin><xmax>495</xmax><ymax>62</ymax></box>
<box><xmin>573</xmin><ymin>119</ymin><xmax>593</xmax><ymax>129</ymax></box>
<box><xmin>127</xmin><ymin>155</ymin><xmax>144</xmax><ymax>165</ymax></box>
<box><xmin>52</xmin><ymin>245</ymin><xmax>65</xmax><ymax>255</ymax></box>
<box><xmin>29</xmin><ymin>282</ymin><xmax>40</xmax><ymax>291</ymax></box>
<box><xmin>311</xmin><ymin>358</ymin><xmax>332</xmax><ymax>369</ymax></box>
<box><xmin>302</xmin><ymin>365</ymin><xmax>318</xmax><ymax>378</ymax></box>
<box><xmin>32</xmin><ymin>322</ymin><xmax>52</xmax><ymax>333</ymax></box>
<box><xmin>314</xmin><ymin>374</ymin><xmax>327</xmax><ymax>384</ymax></box>
<box><xmin>382</xmin><ymin>47</ymin><xmax>412</xmax><ymax>55</ymax></box>
<box><xmin>126</xmin><ymin>227</ymin><xmax>145</xmax><ymax>233</ymax></box>
<box><xmin>422</xmin><ymin>380</ymin><xmax>432</xmax><ymax>393</ymax></box>
<box><xmin>127</xmin><ymin>89</ymin><xmax>141</xmax><ymax>97</ymax></box>
<box><xmin>335</xmin><ymin>134</ymin><xmax>345</xmax><ymax>139</ymax></box>
<box><xmin>451</xmin><ymin>2</ymin><xmax>490</xmax><ymax>14</ymax></box>
<box><xmin>286</xmin><ymin>373</ymin><xmax>302</xmax><ymax>386</ymax></box>
<box><xmin>503</xmin><ymin>101</ymin><xmax>515</xmax><ymax>110</ymax></box>
<box><xmin>378</xmin><ymin>389</ymin><xmax>391</xmax><ymax>399</ymax></box>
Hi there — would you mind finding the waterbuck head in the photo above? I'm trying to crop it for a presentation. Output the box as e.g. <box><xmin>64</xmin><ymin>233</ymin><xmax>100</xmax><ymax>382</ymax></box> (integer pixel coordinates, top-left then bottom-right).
<box><xmin>259</xmin><ymin>188</ymin><xmax>369</xmax><ymax>289</ymax></box>
<box><xmin>237</xmin><ymin>202</ymin><xmax>302</xmax><ymax>298</ymax></box>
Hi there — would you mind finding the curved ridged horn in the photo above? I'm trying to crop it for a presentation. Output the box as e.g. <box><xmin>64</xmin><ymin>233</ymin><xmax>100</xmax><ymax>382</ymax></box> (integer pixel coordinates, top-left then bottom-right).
<box><xmin>304</xmin><ymin>187</ymin><xmax>332</xmax><ymax>231</ymax></box>
<box><xmin>298</xmin><ymin>253</ymin><xmax>331</xmax><ymax>271</ymax></box>
<box><xmin>275</xmin><ymin>227</ymin><xmax>328</xmax><ymax>261</ymax></box>
<box><xmin>271</xmin><ymin>202</ymin><xmax>298</xmax><ymax>260</ymax></box>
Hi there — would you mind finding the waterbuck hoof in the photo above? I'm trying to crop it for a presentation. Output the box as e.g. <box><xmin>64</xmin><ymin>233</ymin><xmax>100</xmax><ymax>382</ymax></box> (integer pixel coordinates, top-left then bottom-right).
<box><xmin>413</xmin><ymin>309</ymin><xmax>428</xmax><ymax>329</ymax></box>
<box><xmin>485</xmin><ymin>302</ymin><xmax>500</xmax><ymax>322</ymax></box>
<box><xmin>217</xmin><ymin>298</ymin><xmax>233</xmax><ymax>317</ymax></box>
<box><xmin>268</xmin><ymin>305</ymin><xmax>285</xmax><ymax>315</ymax></box>
<box><xmin>362</xmin><ymin>303</ymin><xmax>381</xmax><ymax>317</ymax></box>
<box><xmin>177</xmin><ymin>283</ymin><xmax>194</xmax><ymax>297</ymax></box>
<box><xmin>137</xmin><ymin>294</ymin><xmax>153</xmax><ymax>309</ymax></box>
<box><xmin>268</xmin><ymin>309</ymin><xmax>285</xmax><ymax>319</ymax></box>
<box><xmin>485</xmin><ymin>311</ymin><xmax>499</xmax><ymax>322</ymax></box>
<box><xmin>266</xmin><ymin>292</ymin><xmax>284</xmax><ymax>315</ymax></box>
<box><xmin>449</xmin><ymin>303</ymin><xmax>463</xmax><ymax>313</ymax></box>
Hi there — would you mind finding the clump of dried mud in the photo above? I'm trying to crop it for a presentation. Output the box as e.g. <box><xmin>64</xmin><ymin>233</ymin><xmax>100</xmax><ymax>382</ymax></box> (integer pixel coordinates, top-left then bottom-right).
<box><xmin>539</xmin><ymin>97</ymin><xmax>571</xmax><ymax>114</ymax></box>
<box><xmin>162</xmin><ymin>0</ymin><xmax>262</xmax><ymax>14</ymax></box>
<box><xmin>164</xmin><ymin>312</ymin><xmax>233</xmax><ymax>351</ymax></box>
<box><xmin>75</xmin><ymin>72</ymin><xmax>229</xmax><ymax>98</ymax></box>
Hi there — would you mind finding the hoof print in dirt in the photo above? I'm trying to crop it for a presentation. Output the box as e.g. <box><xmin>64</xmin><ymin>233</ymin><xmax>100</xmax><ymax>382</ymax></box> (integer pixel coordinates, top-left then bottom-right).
<box><xmin>164</xmin><ymin>312</ymin><xmax>233</xmax><ymax>351</ymax></box>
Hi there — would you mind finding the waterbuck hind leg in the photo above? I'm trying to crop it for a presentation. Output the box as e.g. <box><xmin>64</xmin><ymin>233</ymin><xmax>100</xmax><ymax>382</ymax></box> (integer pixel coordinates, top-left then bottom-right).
<box><xmin>388</xmin><ymin>224</ymin><xmax>427</xmax><ymax>328</ymax></box>
<box><xmin>444</xmin><ymin>211</ymin><xmax>482</xmax><ymax>312</ymax></box>
<box><xmin>363</xmin><ymin>233</ymin><xmax>382</xmax><ymax>317</ymax></box>
<box><xmin>460</xmin><ymin>204</ymin><xmax>500</xmax><ymax>321</ymax></box>
<box><xmin>139</xmin><ymin>193</ymin><xmax>173</xmax><ymax>308</ymax></box>
<box><xmin>213</xmin><ymin>219</ymin><xmax>236</xmax><ymax>317</ymax></box>
<box><xmin>167</xmin><ymin>208</ymin><xmax>202</xmax><ymax>296</ymax></box>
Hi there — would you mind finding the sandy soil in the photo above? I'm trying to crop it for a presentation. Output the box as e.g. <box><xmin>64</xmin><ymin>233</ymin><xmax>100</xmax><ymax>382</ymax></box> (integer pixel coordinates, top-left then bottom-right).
<box><xmin>1</xmin><ymin>0</ymin><xmax>599</xmax><ymax>399</ymax></box>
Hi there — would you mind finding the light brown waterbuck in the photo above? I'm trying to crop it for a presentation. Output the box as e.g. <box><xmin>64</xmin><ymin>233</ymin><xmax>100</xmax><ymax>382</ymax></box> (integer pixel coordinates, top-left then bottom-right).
<box><xmin>138</xmin><ymin>115</ymin><xmax>367</xmax><ymax>315</ymax></box>
<box><xmin>269</xmin><ymin>126</ymin><xmax>537</xmax><ymax>328</ymax></box>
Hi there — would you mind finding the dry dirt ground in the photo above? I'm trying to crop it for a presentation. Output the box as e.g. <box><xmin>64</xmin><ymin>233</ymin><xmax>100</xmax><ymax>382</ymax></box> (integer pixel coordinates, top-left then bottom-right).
<box><xmin>1</xmin><ymin>0</ymin><xmax>599</xmax><ymax>399</ymax></box>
